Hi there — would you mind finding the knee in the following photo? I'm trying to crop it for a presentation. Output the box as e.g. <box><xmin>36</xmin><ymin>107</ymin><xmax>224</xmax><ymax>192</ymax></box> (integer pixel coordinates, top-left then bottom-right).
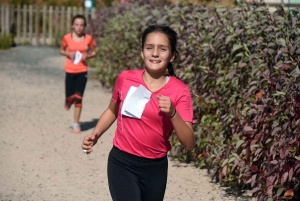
<box><xmin>74</xmin><ymin>93</ymin><xmax>83</xmax><ymax>107</ymax></box>
<box><xmin>66</xmin><ymin>95</ymin><xmax>74</xmax><ymax>106</ymax></box>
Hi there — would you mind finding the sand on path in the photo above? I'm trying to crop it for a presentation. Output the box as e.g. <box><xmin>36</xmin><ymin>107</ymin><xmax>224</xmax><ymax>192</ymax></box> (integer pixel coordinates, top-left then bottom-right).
<box><xmin>0</xmin><ymin>46</ymin><xmax>252</xmax><ymax>201</ymax></box>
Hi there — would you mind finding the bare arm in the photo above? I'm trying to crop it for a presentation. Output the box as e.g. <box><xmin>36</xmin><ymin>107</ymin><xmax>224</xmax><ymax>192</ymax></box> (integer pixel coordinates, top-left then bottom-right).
<box><xmin>59</xmin><ymin>44</ymin><xmax>74</xmax><ymax>60</ymax></box>
<box><xmin>170</xmin><ymin>112</ymin><xmax>195</xmax><ymax>150</ymax></box>
<box><xmin>81</xmin><ymin>99</ymin><xmax>119</xmax><ymax>153</ymax></box>
<box><xmin>157</xmin><ymin>95</ymin><xmax>195</xmax><ymax>150</ymax></box>
<box><xmin>85</xmin><ymin>46</ymin><xmax>97</xmax><ymax>60</ymax></box>
<box><xmin>92</xmin><ymin>99</ymin><xmax>119</xmax><ymax>139</ymax></box>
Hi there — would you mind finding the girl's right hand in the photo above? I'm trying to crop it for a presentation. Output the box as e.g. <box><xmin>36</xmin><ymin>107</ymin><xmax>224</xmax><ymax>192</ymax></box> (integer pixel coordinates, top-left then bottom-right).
<box><xmin>81</xmin><ymin>134</ymin><xmax>98</xmax><ymax>154</ymax></box>
<box><xmin>67</xmin><ymin>51</ymin><xmax>75</xmax><ymax>60</ymax></box>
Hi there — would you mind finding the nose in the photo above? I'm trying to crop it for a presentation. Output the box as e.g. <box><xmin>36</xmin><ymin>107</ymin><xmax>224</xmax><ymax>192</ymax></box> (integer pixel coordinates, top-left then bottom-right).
<box><xmin>152</xmin><ymin>47</ymin><xmax>159</xmax><ymax>57</ymax></box>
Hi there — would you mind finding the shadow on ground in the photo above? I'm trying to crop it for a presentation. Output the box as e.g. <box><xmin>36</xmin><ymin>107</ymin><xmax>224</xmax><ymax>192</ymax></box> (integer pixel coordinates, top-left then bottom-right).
<box><xmin>80</xmin><ymin>118</ymin><xmax>98</xmax><ymax>131</ymax></box>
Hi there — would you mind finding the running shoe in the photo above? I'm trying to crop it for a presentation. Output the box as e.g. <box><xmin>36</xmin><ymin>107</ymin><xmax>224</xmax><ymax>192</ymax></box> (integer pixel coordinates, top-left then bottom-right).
<box><xmin>72</xmin><ymin>123</ymin><xmax>81</xmax><ymax>134</ymax></box>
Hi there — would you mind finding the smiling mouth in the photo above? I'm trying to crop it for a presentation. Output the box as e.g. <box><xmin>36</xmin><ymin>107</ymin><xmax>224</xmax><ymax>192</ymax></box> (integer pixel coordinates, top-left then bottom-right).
<box><xmin>150</xmin><ymin>60</ymin><xmax>161</xmax><ymax>64</ymax></box>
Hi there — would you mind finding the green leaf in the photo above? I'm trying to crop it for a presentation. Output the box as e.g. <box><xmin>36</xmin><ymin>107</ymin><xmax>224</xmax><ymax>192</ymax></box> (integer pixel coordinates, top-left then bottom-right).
<box><xmin>236</xmin><ymin>140</ymin><xmax>245</xmax><ymax>149</ymax></box>
<box><xmin>277</xmin><ymin>38</ymin><xmax>286</xmax><ymax>47</ymax></box>
<box><xmin>231</xmin><ymin>44</ymin><xmax>243</xmax><ymax>54</ymax></box>
<box><xmin>198</xmin><ymin>159</ymin><xmax>205</xmax><ymax>168</ymax></box>
<box><xmin>216</xmin><ymin>77</ymin><xmax>224</xmax><ymax>85</ymax></box>
<box><xmin>295</xmin><ymin>156</ymin><xmax>300</xmax><ymax>161</ymax></box>
<box><xmin>225</xmin><ymin>35</ymin><xmax>236</xmax><ymax>45</ymax></box>
<box><xmin>221</xmin><ymin>159</ymin><xmax>229</xmax><ymax>167</ymax></box>
<box><xmin>242</xmin><ymin>106</ymin><xmax>250</xmax><ymax>116</ymax></box>
<box><xmin>272</xmin><ymin>91</ymin><xmax>286</xmax><ymax>97</ymax></box>
<box><xmin>266</xmin><ymin>138</ymin><xmax>273</xmax><ymax>144</ymax></box>
<box><xmin>255</xmin><ymin>6</ymin><xmax>267</xmax><ymax>12</ymax></box>
<box><xmin>228</xmin><ymin>157</ymin><xmax>236</xmax><ymax>164</ymax></box>
<box><xmin>232</xmin><ymin>153</ymin><xmax>240</xmax><ymax>159</ymax></box>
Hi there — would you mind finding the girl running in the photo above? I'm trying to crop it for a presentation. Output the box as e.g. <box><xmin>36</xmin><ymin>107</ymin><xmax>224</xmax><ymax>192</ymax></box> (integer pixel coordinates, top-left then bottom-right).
<box><xmin>82</xmin><ymin>25</ymin><xmax>195</xmax><ymax>201</ymax></box>
<box><xmin>60</xmin><ymin>14</ymin><xmax>96</xmax><ymax>134</ymax></box>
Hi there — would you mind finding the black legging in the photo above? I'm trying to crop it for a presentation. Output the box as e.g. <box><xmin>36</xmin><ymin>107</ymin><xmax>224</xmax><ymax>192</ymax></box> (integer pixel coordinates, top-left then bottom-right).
<box><xmin>65</xmin><ymin>72</ymin><xmax>87</xmax><ymax>107</ymax></box>
<box><xmin>65</xmin><ymin>72</ymin><xmax>87</xmax><ymax>98</ymax></box>
<box><xmin>107</xmin><ymin>146</ymin><xmax>168</xmax><ymax>201</ymax></box>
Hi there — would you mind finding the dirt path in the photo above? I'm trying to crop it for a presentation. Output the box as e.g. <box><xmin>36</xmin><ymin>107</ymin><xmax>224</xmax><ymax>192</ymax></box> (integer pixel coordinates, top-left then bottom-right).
<box><xmin>0</xmin><ymin>46</ymin><xmax>253</xmax><ymax>201</ymax></box>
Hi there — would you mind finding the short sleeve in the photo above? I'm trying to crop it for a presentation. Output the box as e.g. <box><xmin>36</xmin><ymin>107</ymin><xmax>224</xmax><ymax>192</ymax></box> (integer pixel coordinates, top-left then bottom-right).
<box><xmin>112</xmin><ymin>72</ymin><xmax>125</xmax><ymax>104</ymax></box>
<box><xmin>89</xmin><ymin>37</ymin><xmax>96</xmax><ymax>48</ymax></box>
<box><xmin>175</xmin><ymin>86</ymin><xmax>195</xmax><ymax>124</ymax></box>
<box><xmin>61</xmin><ymin>35</ymin><xmax>67</xmax><ymax>47</ymax></box>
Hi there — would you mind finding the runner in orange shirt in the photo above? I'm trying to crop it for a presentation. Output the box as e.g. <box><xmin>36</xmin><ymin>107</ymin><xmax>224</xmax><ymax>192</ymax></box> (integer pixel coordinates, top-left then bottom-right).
<box><xmin>59</xmin><ymin>14</ymin><xmax>96</xmax><ymax>134</ymax></box>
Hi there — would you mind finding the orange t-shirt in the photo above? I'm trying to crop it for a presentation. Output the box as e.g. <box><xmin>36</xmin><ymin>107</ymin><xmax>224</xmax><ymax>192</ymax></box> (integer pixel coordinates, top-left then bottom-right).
<box><xmin>61</xmin><ymin>33</ymin><xmax>96</xmax><ymax>73</ymax></box>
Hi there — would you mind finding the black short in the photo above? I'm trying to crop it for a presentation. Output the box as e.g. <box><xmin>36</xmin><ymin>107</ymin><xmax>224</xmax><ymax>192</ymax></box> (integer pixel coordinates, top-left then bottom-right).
<box><xmin>65</xmin><ymin>72</ymin><xmax>87</xmax><ymax>98</ymax></box>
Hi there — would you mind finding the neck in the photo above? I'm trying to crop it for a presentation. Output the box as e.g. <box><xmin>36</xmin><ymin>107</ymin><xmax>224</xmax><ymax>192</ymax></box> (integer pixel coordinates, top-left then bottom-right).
<box><xmin>72</xmin><ymin>32</ymin><xmax>84</xmax><ymax>40</ymax></box>
<box><xmin>143</xmin><ymin>70</ymin><xmax>167</xmax><ymax>91</ymax></box>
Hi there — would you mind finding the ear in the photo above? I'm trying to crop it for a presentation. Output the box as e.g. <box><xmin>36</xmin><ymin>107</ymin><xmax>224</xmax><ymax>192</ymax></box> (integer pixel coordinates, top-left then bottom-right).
<box><xmin>140</xmin><ymin>49</ymin><xmax>144</xmax><ymax>60</ymax></box>
<box><xmin>170</xmin><ymin>52</ymin><xmax>175</xmax><ymax>62</ymax></box>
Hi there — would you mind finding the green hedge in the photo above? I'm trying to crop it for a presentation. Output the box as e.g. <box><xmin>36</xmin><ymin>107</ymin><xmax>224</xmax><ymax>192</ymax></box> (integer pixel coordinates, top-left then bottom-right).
<box><xmin>88</xmin><ymin>1</ymin><xmax>300</xmax><ymax>200</ymax></box>
<box><xmin>0</xmin><ymin>35</ymin><xmax>12</xmax><ymax>50</ymax></box>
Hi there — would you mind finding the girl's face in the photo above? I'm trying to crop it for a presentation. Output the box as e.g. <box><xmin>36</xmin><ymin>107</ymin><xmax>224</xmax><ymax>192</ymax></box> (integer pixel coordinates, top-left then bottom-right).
<box><xmin>72</xmin><ymin>18</ymin><xmax>85</xmax><ymax>36</ymax></box>
<box><xmin>141</xmin><ymin>32</ymin><xmax>175</xmax><ymax>75</ymax></box>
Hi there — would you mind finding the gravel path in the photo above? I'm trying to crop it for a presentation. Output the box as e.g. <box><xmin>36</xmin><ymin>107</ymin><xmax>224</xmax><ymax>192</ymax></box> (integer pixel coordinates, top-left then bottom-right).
<box><xmin>0</xmin><ymin>46</ymin><xmax>254</xmax><ymax>201</ymax></box>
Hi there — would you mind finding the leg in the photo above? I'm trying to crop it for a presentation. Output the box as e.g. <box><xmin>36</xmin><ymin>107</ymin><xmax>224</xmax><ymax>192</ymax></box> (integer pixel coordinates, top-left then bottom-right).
<box><xmin>74</xmin><ymin>106</ymin><xmax>82</xmax><ymax>124</ymax></box>
<box><xmin>107</xmin><ymin>147</ymin><xmax>141</xmax><ymax>201</ymax></box>
<box><xmin>65</xmin><ymin>73</ymin><xmax>76</xmax><ymax>110</ymax></box>
<box><xmin>140</xmin><ymin>158</ymin><xmax>168</xmax><ymax>201</ymax></box>
<box><xmin>72</xmin><ymin>72</ymin><xmax>87</xmax><ymax>134</ymax></box>
<box><xmin>73</xmin><ymin>72</ymin><xmax>87</xmax><ymax>122</ymax></box>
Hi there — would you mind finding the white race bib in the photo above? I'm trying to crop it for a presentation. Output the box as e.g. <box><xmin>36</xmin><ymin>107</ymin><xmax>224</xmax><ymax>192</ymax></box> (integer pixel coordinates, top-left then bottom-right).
<box><xmin>121</xmin><ymin>85</ymin><xmax>152</xmax><ymax>119</ymax></box>
<box><xmin>73</xmin><ymin>51</ymin><xmax>82</xmax><ymax>65</ymax></box>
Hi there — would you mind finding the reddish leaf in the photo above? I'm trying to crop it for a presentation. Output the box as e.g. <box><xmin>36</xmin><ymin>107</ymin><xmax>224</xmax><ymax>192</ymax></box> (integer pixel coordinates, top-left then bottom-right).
<box><xmin>252</xmin><ymin>187</ymin><xmax>261</xmax><ymax>194</ymax></box>
<box><xmin>243</xmin><ymin>125</ymin><xmax>254</xmax><ymax>134</ymax></box>
<box><xmin>271</xmin><ymin>127</ymin><xmax>281</xmax><ymax>136</ymax></box>
<box><xmin>288</xmin><ymin>167</ymin><xmax>293</xmax><ymax>182</ymax></box>
<box><xmin>267</xmin><ymin>185</ymin><xmax>273</xmax><ymax>197</ymax></box>
<box><xmin>277</xmin><ymin>63</ymin><xmax>291</xmax><ymax>69</ymax></box>
<box><xmin>266</xmin><ymin>175</ymin><xmax>276</xmax><ymax>186</ymax></box>
<box><xmin>222</xmin><ymin>165</ymin><xmax>227</xmax><ymax>176</ymax></box>
<box><xmin>250</xmin><ymin>165</ymin><xmax>258</xmax><ymax>172</ymax></box>
<box><xmin>258</xmin><ymin>193</ymin><xmax>263</xmax><ymax>201</ymax></box>
<box><xmin>245</xmin><ymin>177</ymin><xmax>252</xmax><ymax>184</ymax></box>
<box><xmin>250</xmin><ymin>140</ymin><xmax>258</xmax><ymax>151</ymax></box>
<box><xmin>283</xmin><ymin>189</ymin><xmax>294</xmax><ymax>199</ymax></box>
<box><xmin>255</xmin><ymin>91</ymin><xmax>263</xmax><ymax>100</ymax></box>
<box><xmin>218</xmin><ymin>171</ymin><xmax>222</xmax><ymax>182</ymax></box>
<box><xmin>280</xmin><ymin>172</ymin><xmax>288</xmax><ymax>184</ymax></box>
<box><xmin>294</xmin><ymin>163</ymin><xmax>300</xmax><ymax>173</ymax></box>
<box><xmin>242</xmin><ymin>148</ymin><xmax>249</xmax><ymax>155</ymax></box>
<box><xmin>251</xmin><ymin>174</ymin><xmax>257</xmax><ymax>187</ymax></box>
<box><xmin>280</xmin><ymin>48</ymin><xmax>289</xmax><ymax>53</ymax></box>
<box><xmin>270</xmin><ymin>160</ymin><xmax>278</xmax><ymax>165</ymax></box>
<box><xmin>254</xmin><ymin>148</ymin><xmax>262</xmax><ymax>156</ymax></box>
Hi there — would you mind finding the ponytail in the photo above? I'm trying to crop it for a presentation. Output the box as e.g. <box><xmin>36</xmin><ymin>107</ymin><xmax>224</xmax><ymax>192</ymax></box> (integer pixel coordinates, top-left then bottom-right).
<box><xmin>167</xmin><ymin>63</ymin><xmax>177</xmax><ymax>78</ymax></box>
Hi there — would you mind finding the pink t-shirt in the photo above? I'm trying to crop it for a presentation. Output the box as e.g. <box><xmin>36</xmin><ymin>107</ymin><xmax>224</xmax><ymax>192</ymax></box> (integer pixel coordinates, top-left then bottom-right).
<box><xmin>112</xmin><ymin>70</ymin><xmax>194</xmax><ymax>159</ymax></box>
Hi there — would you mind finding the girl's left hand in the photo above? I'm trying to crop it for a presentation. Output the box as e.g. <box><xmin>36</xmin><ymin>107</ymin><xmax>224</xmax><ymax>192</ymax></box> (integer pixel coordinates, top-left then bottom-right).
<box><xmin>81</xmin><ymin>52</ymin><xmax>88</xmax><ymax>61</ymax></box>
<box><xmin>156</xmin><ymin>95</ymin><xmax>175</xmax><ymax>117</ymax></box>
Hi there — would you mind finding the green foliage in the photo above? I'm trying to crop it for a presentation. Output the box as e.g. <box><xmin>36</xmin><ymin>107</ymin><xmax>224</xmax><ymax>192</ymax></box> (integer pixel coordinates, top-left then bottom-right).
<box><xmin>89</xmin><ymin>1</ymin><xmax>300</xmax><ymax>200</ymax></box>
<box><xmin>0</xmin><ymin>35</ymin><xmax>12</xmax><ymax>50</ymax></box>
<box><xmin>87</xmin><ymin>0</ymin><xmax>171</xmax><ymax>88</ymax></box>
